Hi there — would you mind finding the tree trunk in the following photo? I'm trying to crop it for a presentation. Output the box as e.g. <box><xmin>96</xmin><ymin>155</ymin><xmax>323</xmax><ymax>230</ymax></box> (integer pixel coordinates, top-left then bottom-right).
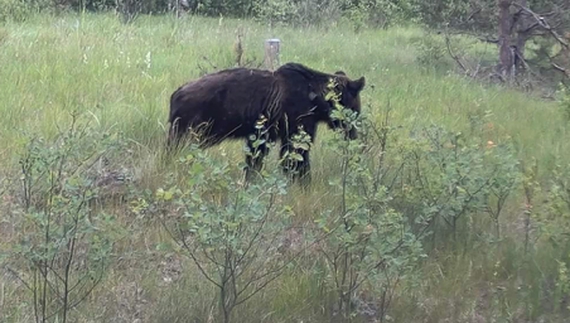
<box><xmin>497</xmin><ymin>0</ymin><xmax>514</xmax><ymax>80</ymax></box>
<box><xmin>514</xmin><ymin>0</ymin><xmax>529</xmax><ymax>73</ymax></box>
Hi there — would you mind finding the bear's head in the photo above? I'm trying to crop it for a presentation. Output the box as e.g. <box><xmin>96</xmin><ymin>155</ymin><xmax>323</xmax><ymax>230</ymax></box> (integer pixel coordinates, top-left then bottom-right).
<box><xmin>326</xmin><ymin>71</ymin><xmax>366</xmax><ymax>140</ymax></box>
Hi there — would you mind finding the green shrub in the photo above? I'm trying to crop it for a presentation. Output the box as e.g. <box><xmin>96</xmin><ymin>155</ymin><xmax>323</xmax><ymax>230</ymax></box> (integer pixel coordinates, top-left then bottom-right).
<box><xmin>3</xmin><ymin>114</ymin><xmax>124</xmax><ymax>323</ymax></box>
<box><xmin>252</xmin><ymin>0</ymin><xmax>299</xmax><ymax>26</ymax></box>
<box><xmin>151</xmin><ymin>127</ymin><xmax>304</xmax><ymax>323</ymax></box>
<box><xmin>413</xmin><ymin>32</ymin><xmax>451</xmax><ymax>70</ymax></box>
<box><xmin>314</xmin><ymin>80</ymin><xmax>426</xmax><ymax>320</ymax></box>
<box><xmin>194</xmin><ymin>0</ymin><xmax>256</xmax><ymax>17</ymax></box>
<box><xmin>0</xmin><ymin>0</ymin><xmax>34</xmax><ymax>22</ymax></box>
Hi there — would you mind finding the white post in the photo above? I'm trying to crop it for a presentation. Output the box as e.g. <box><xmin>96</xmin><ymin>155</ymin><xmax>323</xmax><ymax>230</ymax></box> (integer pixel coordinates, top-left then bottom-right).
<box><xmin>264</xmin><ymin>38</ymin><xmax>281</xmax><ymax>71</ymax></box>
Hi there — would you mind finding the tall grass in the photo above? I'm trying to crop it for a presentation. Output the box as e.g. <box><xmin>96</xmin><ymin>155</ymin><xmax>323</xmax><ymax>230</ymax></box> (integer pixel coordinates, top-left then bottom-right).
<box><xmin>1</xmin><ymin>12</ymin><xmax>569</xmax><ymax>322</ymax></box>
<box><xmin>1</xmin><ymin>13</ymin><xmax>566</xmax><ymax>170</ymax></box>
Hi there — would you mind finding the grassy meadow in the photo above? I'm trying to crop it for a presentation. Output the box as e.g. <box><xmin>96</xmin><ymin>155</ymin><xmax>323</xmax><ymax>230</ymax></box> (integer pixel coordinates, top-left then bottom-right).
<box><xmin>1</xmin><ymin>12</ymin><xmax>570</xmax><ymax>323</ymax></box>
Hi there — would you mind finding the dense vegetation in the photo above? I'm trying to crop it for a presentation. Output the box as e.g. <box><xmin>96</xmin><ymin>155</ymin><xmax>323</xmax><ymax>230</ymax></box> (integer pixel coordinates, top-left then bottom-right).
<box><xmin>1</xmin><ymin>2</ymin><xmax>570</xmax><ymax>322</ymax></box>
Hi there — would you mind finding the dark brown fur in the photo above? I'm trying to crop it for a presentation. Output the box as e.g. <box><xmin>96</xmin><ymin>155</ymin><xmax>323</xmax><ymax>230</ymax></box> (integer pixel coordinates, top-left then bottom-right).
<box><xmin>168</xmin><ymin>62</ymin><xmax>366</xmax><ymax>185</ymax></box>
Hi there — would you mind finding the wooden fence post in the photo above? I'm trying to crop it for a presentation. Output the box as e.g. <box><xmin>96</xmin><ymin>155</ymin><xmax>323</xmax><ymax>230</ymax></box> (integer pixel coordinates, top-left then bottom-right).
<box><xmin>264</xmin><ymin>39</ymin><xmax>281</xmax><ymax>71</ymax></box>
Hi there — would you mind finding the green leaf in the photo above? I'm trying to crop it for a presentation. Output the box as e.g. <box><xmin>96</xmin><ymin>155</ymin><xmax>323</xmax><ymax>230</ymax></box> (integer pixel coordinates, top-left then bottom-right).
<box><xmin>252</xmin><ymin>139</ymin><xmax>266</xmax><ymax>149</ymax></box>
<box><xmin>293</xmin><ymin>142</ymin><xmax>310</xmax><ymax>151</ymax></box>
<box><xmin>289</xmin><ymin>152</ymin><xmax>304</xmax><ymax>162</ymax></box>
<box><xmin>163</xmin><ymin>190</ymin><xmax>173</xmax><ymax>201</ymax></box>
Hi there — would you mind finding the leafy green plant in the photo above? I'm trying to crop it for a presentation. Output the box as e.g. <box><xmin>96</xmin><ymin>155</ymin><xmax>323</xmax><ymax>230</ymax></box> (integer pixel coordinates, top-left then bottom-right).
<box><xmin>537</xmin><ymin>162</ymin><xmax>570</xmax><ymax>252</ymax></box>
<box><xmin>554</xmin><ymin>258</ymin><xmax>570</xmax><ymax>312</ymax></box>
<box><xmin>252</xmin><ymin>0</ymin><xmax>298</xmax><ymax>27</ymax></box>
<box><xmin>0</xmin><ymin>0</ymin><xmax>35</xmax><ymax>22</ymax></box>
<box><xmin>315</xmin><ymin>83</ymin><xmax>425</xmax><ymax>322</ymax></box>
<box><xmin>3</xmin><ymin>114</ymin><xmax>122</xmax><ymax>323</ymax></box>
<box><xmin>253</xmin><ymin>0</ymin><xmax>345</xmax><ymax>28</ymax></box>
<box><xmin>485</xmin><ymin>142</ymin><xmax>521</xmax><ymax>239</ymax></box>
<box><xmin>154</xmin><ymin>137</ymin><xmax>310</xmax><ymax>323</ymax></box>
<box><xmin>413</xmin><ymin>32</ymin><xmax>451</xmax><ymax>70</ymax></box>
<box><xmin>405</xmin><ymin>126</ymin><xmax>517</xmax><ymax>244</ymax></box>
<box><xmin>521</xmin><ymin>158</ymin><xmax>541</xmax><ymax>254</ymax></box>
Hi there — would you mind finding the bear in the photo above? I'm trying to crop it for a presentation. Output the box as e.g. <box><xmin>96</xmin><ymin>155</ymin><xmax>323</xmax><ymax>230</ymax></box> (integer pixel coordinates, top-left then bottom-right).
<box><xmin>167</xmin><ymin>62</ymin><xmax>366</xmax><ymax>186</ymax></box>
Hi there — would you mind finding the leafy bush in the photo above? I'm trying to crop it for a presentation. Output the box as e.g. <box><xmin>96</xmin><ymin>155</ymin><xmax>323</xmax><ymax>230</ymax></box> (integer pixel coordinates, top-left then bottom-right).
<box><xmin>408</xmin><ymin>0</ymin><xmax>494</xmax><ymax>31</ymax></box>
<box><xmin>196</xmin><ymin>0</ymin><xmax>256</xmax><ymax>17</ymax></box>
<box><xmin>540</xmin><ymin>163</ymin><xmax>570</xmax><ymax>249</ymax></box>
<box><xmin>341</xmin><ymin>0</ymin><xmax>416</xmax><ymax>30</ymax></box>
<box><xmin>2</xmin><ymin>114</ymin><xmax>124</xmax><ymax>323</ymax></box>
<box><xmin>252</xmin><ymin>0</ymin><xmax>299</xmax><ymax>27</ymax></box>
<box><xmin>313</xmin><ymin>81</ymin><xmax>426</xmax><ymax>320</ymax></box>
<box><xmin>151</xmin><ymin>130</ymin><xmax>308</xmax><ymax>322</ymax></box>
<box><xmin>412</xmin><ymin>32</ymin><xmax>454</xmax><ymax>71</ymax></box>
<box><xmin>0</xmin><ymin>0</ymin><xmax>35</xmax><ymax>22</ymax></box>
<box><xmin>393</xmin><ymin>124</ymin><xmax>521</xmax><ymax>247</ymax></box>
<box><xmin>252</xmin><ymin>0</ymin><xmax>344</xmax><ymax>27</ymax></box>
<box><xmin>251</xmin><ymin>0</ymin><xmax>412</xmax><ymax>29</ymax></box>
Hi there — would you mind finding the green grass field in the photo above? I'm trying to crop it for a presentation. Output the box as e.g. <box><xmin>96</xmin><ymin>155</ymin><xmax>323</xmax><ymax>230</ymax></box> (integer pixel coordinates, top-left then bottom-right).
<box><xmin>1</xmin><ymin>12</ymin><xmax>570</xmax><ymax>323</ymax></box>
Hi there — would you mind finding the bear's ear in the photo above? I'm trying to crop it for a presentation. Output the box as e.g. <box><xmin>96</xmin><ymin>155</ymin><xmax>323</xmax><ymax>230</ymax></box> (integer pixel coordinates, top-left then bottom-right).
<box><xmin>335</xmin><ymin>70</ymin><xmax>346</xmax><ymax>76</ymax></box>
<box><xmin>348</xmin><ymin>76</ymin><xmax>366</xmax><ymax>93</ymax></box>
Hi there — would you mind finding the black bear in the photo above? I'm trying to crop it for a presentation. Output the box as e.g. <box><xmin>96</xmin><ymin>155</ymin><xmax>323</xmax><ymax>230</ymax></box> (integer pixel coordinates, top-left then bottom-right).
<box><xmin>168</xmin><ymin>62</ymin><xmax>366</xmax><ymax>185</ymax></box>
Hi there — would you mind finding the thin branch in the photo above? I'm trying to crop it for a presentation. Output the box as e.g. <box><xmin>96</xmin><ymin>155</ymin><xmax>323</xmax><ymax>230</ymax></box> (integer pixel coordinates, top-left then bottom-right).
<box><xmin>519</xmin><ymin>21</ymin><xmax>540</xmax><ymax>35</ymax></box>
<box><xmin>512</xmin><ymin>2</ymin><xmax>569</xmax><ymax>49</ymax></box>
<box><xmin>466</xmin><ymin>8</ymin><xmax>482</xmax><ymax>22</ymax></box>
<box><xmin>445</xmin><ymin>32</ymin><xmax>468</xmax><ymax>73</ymax></box>
<box><xmin>235</xmin><ymin>192</ymin><xmax>276</xmax><ymax>266</ymax></box>
<box><xmin>67</xmin><ymin>270</ymin><xmax>105</xmax><ymax>310</ymax></box>
<box><xmin>552</xmin><ymin>62</ymin><xmax>570</xmax><ymax>77</ymax></box>
<box><xmin>236</xmin><ymin>225</ymin><xmax>337</xmax><ymax>301</ymax></box>
<box><xmin>172</xmin><ymin>224</ymin><xmax>222</xmax><ymax>289</ymax></box>
<box><xmin>3</xmin><ymin>266</ymin><xmax>34</xmax><ymax>292</ymax></box>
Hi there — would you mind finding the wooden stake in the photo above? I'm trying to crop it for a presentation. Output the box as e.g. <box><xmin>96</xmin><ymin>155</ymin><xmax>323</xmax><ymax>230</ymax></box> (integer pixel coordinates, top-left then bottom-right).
<box><xmin>264</xmin><ymin>39</ymin><xmax>281</xmax><ymax>71</ymax></box>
